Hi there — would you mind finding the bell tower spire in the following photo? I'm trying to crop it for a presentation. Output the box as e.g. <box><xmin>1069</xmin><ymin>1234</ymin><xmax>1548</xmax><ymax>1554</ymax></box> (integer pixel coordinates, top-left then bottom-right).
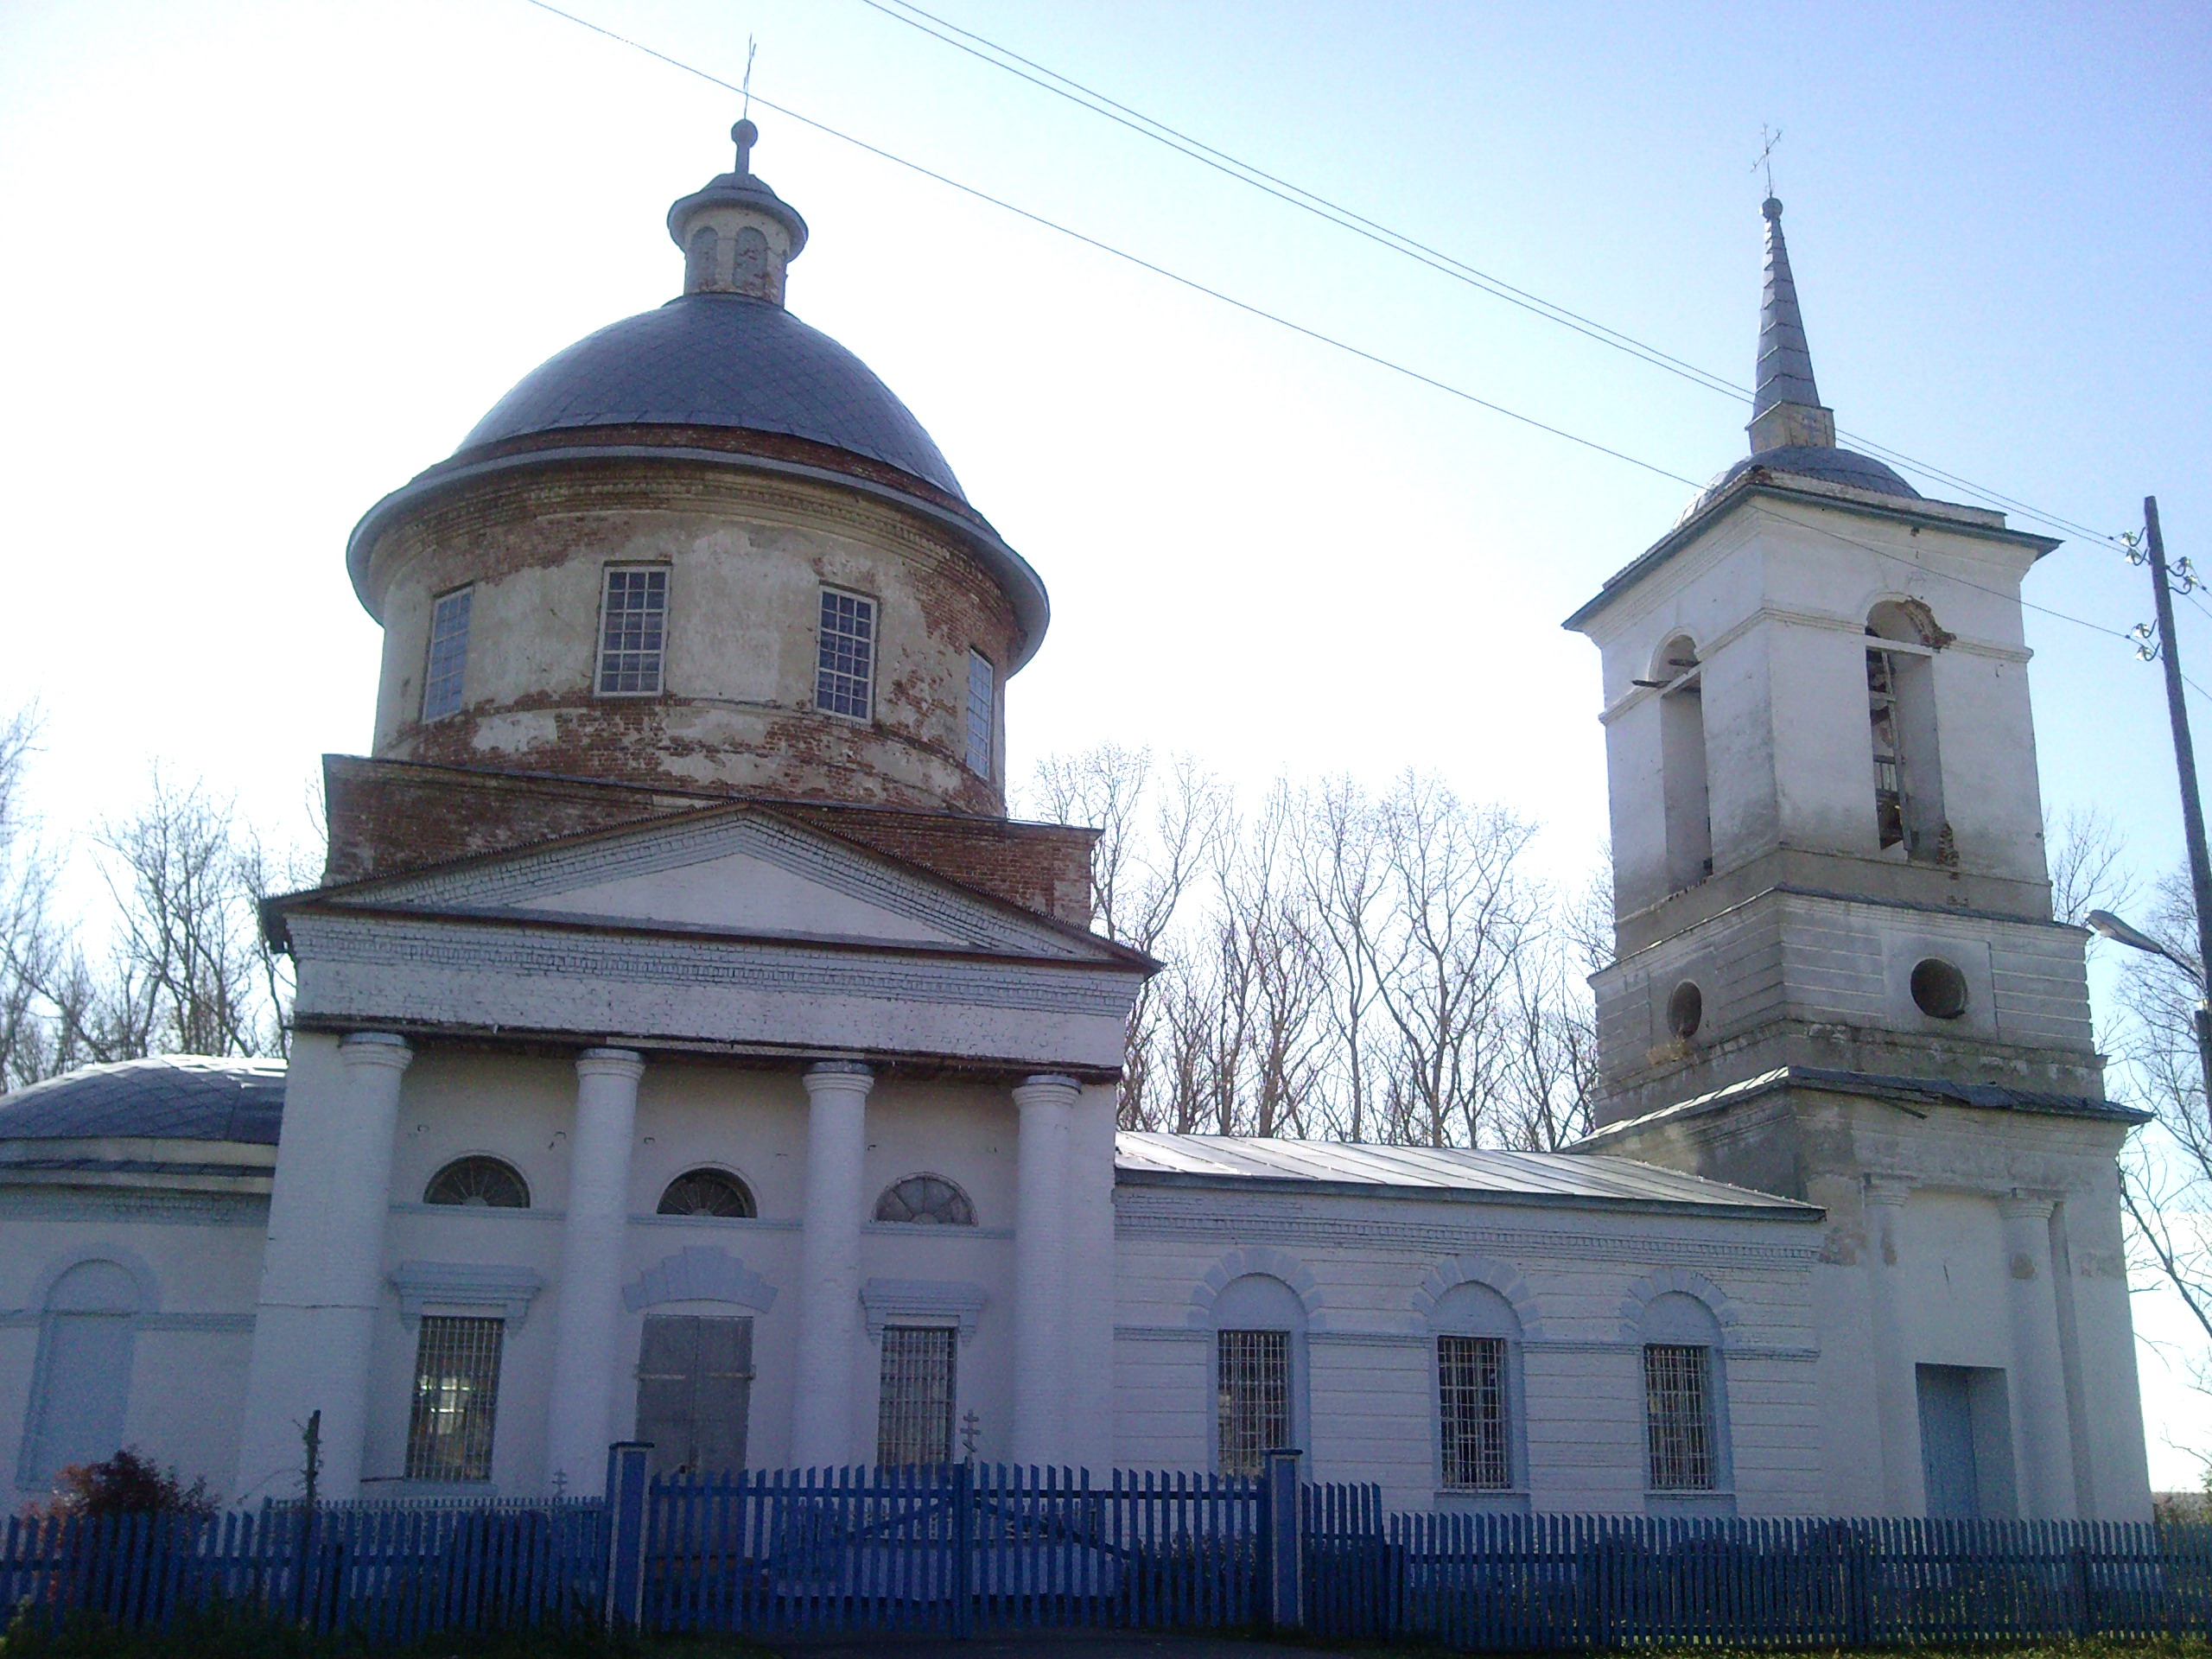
<box><xmin>1746</xmin><ymin>198</ymin><xmax>1838</xmax><ymax>454</ymax></box>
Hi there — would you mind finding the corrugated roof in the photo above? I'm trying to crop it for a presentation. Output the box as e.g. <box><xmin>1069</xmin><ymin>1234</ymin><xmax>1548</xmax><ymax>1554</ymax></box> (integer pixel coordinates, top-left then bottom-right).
<box><xmin>1115</xmin><ymin>1133</ymin><xmax>1816</xmax><ymax>1217</ymax></box>
<box><xmin>0</xmin><ymin>1056</ymin><xmax>285</xmax><ymax>1146</ymax></box>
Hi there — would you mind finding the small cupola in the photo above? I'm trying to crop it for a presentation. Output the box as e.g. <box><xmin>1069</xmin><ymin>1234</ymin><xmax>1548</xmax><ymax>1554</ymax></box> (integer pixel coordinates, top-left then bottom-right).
<box><xmin>665</xmin><ymin>119</ymin><xmax>810</xmax><ymax>305</ymax></box>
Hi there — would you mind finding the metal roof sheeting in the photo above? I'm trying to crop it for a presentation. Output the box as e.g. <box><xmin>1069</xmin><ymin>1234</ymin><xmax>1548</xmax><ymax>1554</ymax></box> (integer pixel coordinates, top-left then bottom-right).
<box><xmin>0</xmin><ymin>1056</ymin><xmax>285</xmax><ymax>1146</ymax></box>
<box><xmin>1115</xmin><ymin>1133</ymin><xmax>1816</xmax><ymax>1217</ymax></box>
<box><xmin>459</xmin><ymin>294</ymin><xmax>965</xmax><ymax>499</ymax></box>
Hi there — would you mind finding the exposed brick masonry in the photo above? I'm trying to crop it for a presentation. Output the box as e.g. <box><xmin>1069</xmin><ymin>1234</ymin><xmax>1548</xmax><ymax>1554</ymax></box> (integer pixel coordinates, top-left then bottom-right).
<box><xmin>321</xmin><ymin>755</ymin><xmax>1098</xmax><ymax>929</ymax></box>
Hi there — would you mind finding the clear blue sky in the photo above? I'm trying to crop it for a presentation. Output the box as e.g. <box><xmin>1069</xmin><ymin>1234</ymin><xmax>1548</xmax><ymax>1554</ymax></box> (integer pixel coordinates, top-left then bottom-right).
<box><xmin>3</xmin><ymin>0</ymin><xmax>2207</xmax><ymax>1482</ymax></box>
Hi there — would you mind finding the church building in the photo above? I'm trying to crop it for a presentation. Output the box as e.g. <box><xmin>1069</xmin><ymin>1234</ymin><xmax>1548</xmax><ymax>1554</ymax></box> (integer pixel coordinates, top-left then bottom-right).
<box><xmin>0</xmin><ymin>130</ymin><xmax>2152</xmax><ymax>1522</ymax></box>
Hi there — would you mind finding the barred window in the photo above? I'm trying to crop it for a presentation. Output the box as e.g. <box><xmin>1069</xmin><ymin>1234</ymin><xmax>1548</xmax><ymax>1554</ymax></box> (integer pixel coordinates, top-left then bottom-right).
<box><xmin>874</xmin><ymin>1174</ymin><xmax>975</xmax><ymax>1226</ymax></box>
<box><xmin>1439</xmin><ymin>1334</ymin><xmax>1510</xmax><ymax>1490</ymax></box>
<box><xmin>876</xmin><ymin>1325</ymin><xmax>956</xmax><ymax>1466</ymax></box>
<box><xmin>1217</xmin><ymin>1329</ymin><xmax>1289</xmax><ymax>1479</ymax></box>
<box><xmin>423</xmin><ymin>588</ymin><xmax>472</xmax><ymax>721</ymax></box>
<box><xmin>658</xmin><ymin>1167</ymin><xmax>756</xmax><ymax>1218</ymax></box>
<box><xmin>597</xmin><ymin>567</ymin><xmax>668</xmax><ymax>695</ymax></box>
<box><xmin>964</xmin><ymin>651</ymin><xmax>995</xmax><ymax>776</ymax></box>
<box><xmin>816</xmin><ymin>589</ymin><xmax>875</xmax><ymax>719</ymax></box>
<box><xmin>1643</xmin><ymin>1343</ymin><xmax>1715</xmax><ymax>1491</ymax></box>
<box><xmin>405</xmin><ymin>1316</ymin><xmax>503</xmax><ymax>1482</ymax></box>
<box><xmin>423</xmin><ymin>1156</ymin><xmax>529</xmax><ymax>1209</ymax></box>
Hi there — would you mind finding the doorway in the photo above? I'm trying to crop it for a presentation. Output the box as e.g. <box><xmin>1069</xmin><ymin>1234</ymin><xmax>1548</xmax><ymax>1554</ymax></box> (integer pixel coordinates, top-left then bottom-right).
<box><xmin>635</xmin><ymin>1314</ymin><xmax>753</xmax><ymax>1478</ymax></box>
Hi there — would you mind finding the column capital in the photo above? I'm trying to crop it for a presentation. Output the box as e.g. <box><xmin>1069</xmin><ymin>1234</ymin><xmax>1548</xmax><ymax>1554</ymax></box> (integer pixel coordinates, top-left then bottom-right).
<box><xmin>1863</xmin><ymin>1174</ymin><xmax>1913</xmax><ymax>1208</ymax></box>
<box><xmin>1998</xmin><ymin>1191</ymin><xmax>2059</xmax><ymax>1223</ymax></box>
<box><xmin>576</xmin><ymin>1046</ymin><xmax>646</xmax><ymax>1082</ymax></box>
<box><xmin>803</xmin><ymin>1060</ymin><xmax>875</xmax><ymax>1100</ymax></box>
<box><xmin>338</xmin><ymin>1031</ymin><xmax>414</xmax><ymax>1071</ymax></box>
<box><xmin>1013</xmin><ymin>1073</ymin><xmax>1081</xmax><ymax>1109</ymax></box>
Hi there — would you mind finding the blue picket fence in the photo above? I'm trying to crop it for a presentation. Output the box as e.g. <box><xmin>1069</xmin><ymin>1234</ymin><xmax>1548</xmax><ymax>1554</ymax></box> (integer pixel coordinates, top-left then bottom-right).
<box><xmin>1302</xmin><ymin>1484</ymin><xmax>2212</xmax><ymax>1648</ymax></box>
<box><xmin>5</xmin><ymin>1465</ymin><xmax>2212</xmax><ymax>1648</ymax></box>
<box><xmin>641</xmin><ymin>1463</ymin><xmax>1266</xmax><ymax>1634</ymax></box>
<box><xmin>0</xmin><ymin>1498</ymin><xmax>607</xmax><ymax>1641</ymax></box>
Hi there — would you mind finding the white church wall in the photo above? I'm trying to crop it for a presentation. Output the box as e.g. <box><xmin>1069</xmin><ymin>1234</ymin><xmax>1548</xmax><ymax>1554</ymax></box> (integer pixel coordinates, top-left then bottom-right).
<box><xmin>1111</xmin><ymin>1185</ymin><xmax>1821</xmax><ymax>1514</ymax></box>
<box><xmin>290</xmin><ymin>912</ymin><xmax>1137</xmax><ymax>1073</ymax></box>
<box><xmin>0</xmin><ymin>1203</ymin><xmax>266</xmax><ymax>1502</ymax></box>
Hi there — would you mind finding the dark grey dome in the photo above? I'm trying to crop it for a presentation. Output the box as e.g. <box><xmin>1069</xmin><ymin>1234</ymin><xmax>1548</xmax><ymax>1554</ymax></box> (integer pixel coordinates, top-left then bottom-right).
<box><xmin>1681</xmin><ymin>445</ymin><xmax>1920</xmax><ymax>524</ymax></box>
<box><xmin>0</xmin><ymin>1056</ymin><xmax>285</xmax><ymax>1146</ymax></box>
<box><xmin>460</xmin><ymin>293</ymin><xmax>966</xmax><ymax>501</ymax></box>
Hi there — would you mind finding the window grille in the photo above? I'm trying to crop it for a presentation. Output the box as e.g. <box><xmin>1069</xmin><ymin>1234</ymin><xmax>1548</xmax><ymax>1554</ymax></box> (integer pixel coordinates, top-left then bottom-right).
<box><xmin>423</xmin><ymin>588</ymin><xmax>472</xmax><ymax>721</ymax></box>
<box><xmin>406</xmin><ymin>1316</ymin><xmax>503</xmax><ymax>1482</ymax></box>
<box><xmin>1217</xmin><ymin>1328</ymin><xmax>1289</xmax><ymax>1479</ymax></box>
<box><xmin>875</xmin><ymin>1325</ymin><xmax>956</xmax><ymax>1466</ymax></box>
<box><xmin>597</xmin><ymin>567</ymin><xmax>668</xmax><ymax>695</ymax></box>
<box><xmin>1643</xmin><ymin>1343</ymin><xmax>1715</xmax><ymax>1491</ymax></box>
<box><xmin>423</xmin><ymin>1156</ymin><xmax>530</xmax><ymax>1209</ymax></box>
<box><xmin>874</xmin><ymin>1174</ymin><xmax>975</xmax><ymax>1226</ymax></box>
<box><xmin>816</xmin><ymin>589</ymin><xmax>875</xmax><ymax>719</ymax></box>
<box><xmin>964</xmin><ymin>652</ymin><xmax>994</xmax><ymax>776</ymax></box>
<box><xmin>657</xmin><ymin>1168</ymin><xmax>755</xmax><ymax>1218</ymax></box>
<box><xmin>1438</xmin><ymin>1334</ymin><xmax>1511</xmax><ymax>1490</ymax></box>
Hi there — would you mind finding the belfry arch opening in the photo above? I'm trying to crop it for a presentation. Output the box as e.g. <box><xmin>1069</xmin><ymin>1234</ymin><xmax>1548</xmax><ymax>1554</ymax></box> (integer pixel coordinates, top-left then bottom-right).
<box><xmin>1656</xmin><ymin>635</ymin><xmax>1712</xmax><ymax>893</ymax></box>
<box><xmin>1866</xmin><ymin>601</ymin><xmax>1947</xmax><ymax>861</ymax></box>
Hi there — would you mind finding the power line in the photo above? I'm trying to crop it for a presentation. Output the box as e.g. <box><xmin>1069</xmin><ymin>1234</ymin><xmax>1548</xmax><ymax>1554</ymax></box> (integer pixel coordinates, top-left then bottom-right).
<box><xmin>854</xmin><ymin>0</ymin><xmax>2126</xmax><ymax>550</ymax></box>
<box><xmin>517</xmin><ymin>0</ymin><xmax>1702</xmax><ymax>488</ymax></box>
<box><xmin>517</xmin><ymin>0</ymin><xmax>2157</xmax><ymax>668</ymax></box>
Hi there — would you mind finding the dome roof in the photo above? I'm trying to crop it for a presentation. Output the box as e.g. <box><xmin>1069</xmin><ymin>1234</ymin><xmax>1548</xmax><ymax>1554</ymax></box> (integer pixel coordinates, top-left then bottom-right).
<box><xmin>459</xmin><ymin>294</ymin><xmax>966</xmax><ymax>502</ymax></box>
<box><xmin>0</xmin><ymin>1056</ymin><xmax>285</xmax><ymax>1146</ymax></box>
<box><xmin>1679</xmin><ymin>444</ymin><xmax>1920</xmax><ymax>524</ymax></box>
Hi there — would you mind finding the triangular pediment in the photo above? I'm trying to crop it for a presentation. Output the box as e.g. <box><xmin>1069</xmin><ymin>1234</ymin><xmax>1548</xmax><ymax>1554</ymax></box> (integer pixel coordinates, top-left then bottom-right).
<box><xmin>322</xmin><ymin>806</ymin><xmax>1109</xmax><ymax>961</ymax></box>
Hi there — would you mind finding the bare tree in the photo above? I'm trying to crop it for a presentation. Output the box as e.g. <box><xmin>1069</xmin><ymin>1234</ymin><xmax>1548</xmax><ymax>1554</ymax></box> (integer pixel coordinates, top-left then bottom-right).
<box><xmin>2048</xmin><ymin>804</ymin><xmax>2137</xmax><ymax>927</ymax></box>
<box><xmin>2100</xmin><ymin>867</ymin><xmax>2212</xmax><ymax>1486</ymax></box>
<box><xmin>1026</xmin><ymin>746</ymin><xmax>1223</xmax><ymax>1128</ymax></box>
<box><xmin>1369</xmin><ymin>775</ymin><xmax>1540</xmax><ymax>1148</ymax></box>
<box><xmin>1298</xmin><ymin>779</ymin><xmax>1389</xmax><ymax>1141</ymax></box>
<box><xmin>1495</xmin><ymin>863</ymin><xmax>1612</xmax><ymax>1150</ymax></box>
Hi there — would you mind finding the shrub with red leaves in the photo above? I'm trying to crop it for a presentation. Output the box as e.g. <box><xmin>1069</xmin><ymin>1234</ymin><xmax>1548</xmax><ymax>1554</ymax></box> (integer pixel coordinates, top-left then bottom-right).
<box><xmin>23</xmin><ymin>1448</ymin><xmax>215</xmax><ymax>1522</ymax></box>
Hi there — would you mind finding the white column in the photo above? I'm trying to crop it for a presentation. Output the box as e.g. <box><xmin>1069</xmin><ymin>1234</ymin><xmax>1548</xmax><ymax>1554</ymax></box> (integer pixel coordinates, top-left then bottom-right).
<box><xmin>237</xmin><ymin>1031</ymin><xmax>412</xmax><ymax>1501</ymax></box>
<box><xmin>545</xmin><ymin>1047</ymin><xmax>645</xmax><ymax>1496</ymax></box>
<box><xmin>1860</xmin><ymin>1176</ymin><xmax>1919</xmax><ymax>1513</ymax></box>
<box><xmin>1011</xmin><ymin>1073</ymin><xmax>1077</xmax><ymax>1466</ymax></box>
<box><xmin>789</xmin><ymin>1061</ymin><xmax>874</xmax><ymax>1469</ymax></box>
<box><xmin>1062</xmin><ymin>1082</ymin><xmax>1120</xmax><ymax>1474</ymax></box>
<box><xmin>2000</xmin><ymin>1192</ymin><xmax>2078</xmax><ymax>1517</ymax></box>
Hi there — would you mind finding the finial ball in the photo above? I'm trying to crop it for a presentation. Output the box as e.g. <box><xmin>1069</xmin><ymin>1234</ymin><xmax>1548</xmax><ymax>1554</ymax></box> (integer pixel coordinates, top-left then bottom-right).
<box><xmin>1762</xmin><ymin>195</ymin><xmax>1784</xmax><ymax>221</ymax></box>
<box><xmin>732</xmin><ymin>118</ymin><xmax>758</xmax><ymax>147</ymax></box>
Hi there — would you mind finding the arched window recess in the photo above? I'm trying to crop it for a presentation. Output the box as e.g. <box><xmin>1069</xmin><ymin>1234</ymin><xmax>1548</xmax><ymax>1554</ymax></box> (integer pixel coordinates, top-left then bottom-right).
<box><xmin>1651</xmin><ymin>635</ymin><xmax>1713</xmax><ymax>893</ymax></box>
<box><xmin>424</xmin><ymin>1156</ymin><xmax>531</xmax><ymax>1209</ymax></box>
<box><xmin>1866</xmin><ymin>602</ymin><xmax>1950</xmax><ymax>863</ymax></box>
<box><xmin>874</xmin><ymin>1174</ymin><xmax>976</xmax><ymax>1226</ymax></box>
<box><xmin>658</xmin><ymin>1168</ymin><xmax>756</xmax><ymax>1218</ymax></box>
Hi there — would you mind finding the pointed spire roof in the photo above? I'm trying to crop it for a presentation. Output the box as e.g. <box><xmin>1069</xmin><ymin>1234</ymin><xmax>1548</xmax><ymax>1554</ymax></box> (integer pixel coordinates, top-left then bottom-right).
<box><xmin>1752</xmin><ymin>198</ymin><xmax>1820</xmax><ymax>415</ymax></box>
<box><xmin>1745</xmin><ymin>197</ymin><xmax>1837</xmax><ymax>454</ymax></box>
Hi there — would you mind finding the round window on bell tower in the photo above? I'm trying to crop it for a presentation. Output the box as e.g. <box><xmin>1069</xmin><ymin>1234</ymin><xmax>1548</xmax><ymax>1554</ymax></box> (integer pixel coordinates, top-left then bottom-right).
<box><xmin>1666</xmin><ymin>981</ymin><xmax>1704</xmax><ymax>1040</ymax></box>
<box><xmin>1910</xmin><ymin>957</ymin><xmax>1970</xmax><ymax>1020</ymax></box>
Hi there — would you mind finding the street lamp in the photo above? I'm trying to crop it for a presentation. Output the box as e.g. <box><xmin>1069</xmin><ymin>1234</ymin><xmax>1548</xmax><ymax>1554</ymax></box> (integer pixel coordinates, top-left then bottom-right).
<box><xmin>2087</xmin><ymin>909</ymin><xmax>2206</xmax><ymax>986</ymax></box>
<box><xmin>2087</xmin><ymin>908</ymin><xmax>2212</xmax><ymax>1115</ymax></box>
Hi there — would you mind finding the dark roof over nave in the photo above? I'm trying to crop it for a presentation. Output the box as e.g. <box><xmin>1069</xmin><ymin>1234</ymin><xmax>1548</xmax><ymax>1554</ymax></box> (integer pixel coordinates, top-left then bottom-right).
<box><xmin>0</xmin><ymin>1055</ymin><xmax>284</xmax><ymax>1146</ymax></box>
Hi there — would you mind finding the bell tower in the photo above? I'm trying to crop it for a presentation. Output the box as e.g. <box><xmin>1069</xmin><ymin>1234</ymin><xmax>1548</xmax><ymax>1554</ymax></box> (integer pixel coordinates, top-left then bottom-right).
<box><xmin>1567</xmin><ymin>200</ymin><xmax>2152</xmax><ymax>1521</ymax></box>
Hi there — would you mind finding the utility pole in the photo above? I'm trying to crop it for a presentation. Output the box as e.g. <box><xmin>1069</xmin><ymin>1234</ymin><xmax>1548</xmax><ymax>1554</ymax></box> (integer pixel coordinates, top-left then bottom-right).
<box><xmin>2140</xmin><ymin>493</ymin><xmax>2212</xmax><ymax>1117</ymax></box>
